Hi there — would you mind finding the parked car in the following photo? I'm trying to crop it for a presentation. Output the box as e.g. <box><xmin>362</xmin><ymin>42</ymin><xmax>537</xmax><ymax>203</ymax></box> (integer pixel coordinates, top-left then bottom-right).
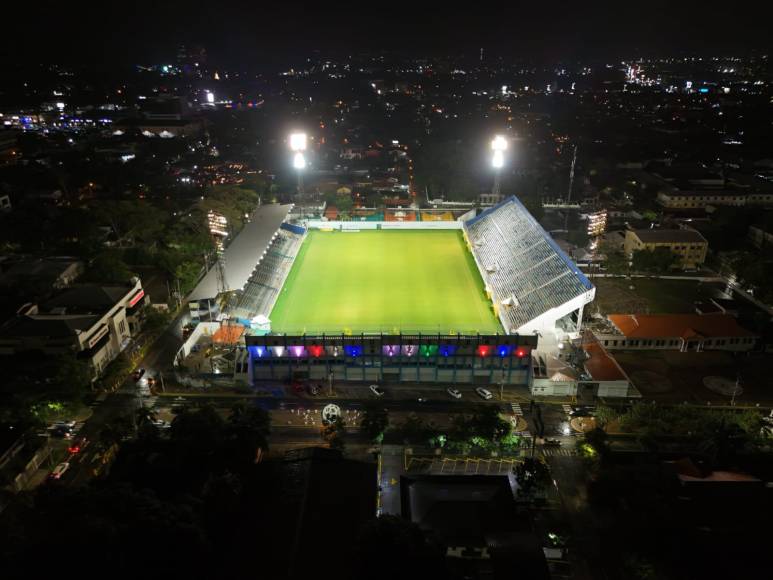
<box><xmin>369</xmin><ymin>384</ymin><xmax>385</xmax><ymax>397</ymax></box>
<box><xmin>543</xmin><ymin>438</ymin><xmax>562</xmax><ymax>447</ymax></box>
<box><xmin>49</xmin><ymin>462</ymin><xmax>70</xmax><ymax>480</ymax></box>
<box><xmin>446</xmin><ymin>388</ymin><xmax>462</xmax><ymax>399</ymax></box>
<box><xmin>475</xmin><ymin>387</ymin><xmax>493</xmax><ymax>400</ymax></box>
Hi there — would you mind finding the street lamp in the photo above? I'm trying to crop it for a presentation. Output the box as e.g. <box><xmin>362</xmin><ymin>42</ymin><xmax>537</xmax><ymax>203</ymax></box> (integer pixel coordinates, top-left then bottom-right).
<box><xmin>491</xmin><ymin>135</ymin><xmax>508</xmax><ymax>196</ymax></box>
<box><xmin>289</xmin><ymin>132</ymin><xmax>307</xmax><ymax>195</ymax></box>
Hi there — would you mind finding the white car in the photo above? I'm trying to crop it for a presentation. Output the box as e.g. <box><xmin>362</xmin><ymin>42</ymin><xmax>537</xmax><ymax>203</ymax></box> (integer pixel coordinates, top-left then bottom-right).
<box><xmin>475</xmin><ymin>387</ymin><xmax>493</xmax><ymax>400</ymax></box>
<box><xmin>369</xmin><ymin>384</ymin><xmax>384</xmax><ymax>397</ymax></box>
<box><xmin>447</xmin><ymin>388</ymin><xmax>462</xmax><ymax>399</ymax></box>
<box><xmin>49</xmin><ymin>462</ymin><xmax>70</xmax><ymax>480</ymax></box>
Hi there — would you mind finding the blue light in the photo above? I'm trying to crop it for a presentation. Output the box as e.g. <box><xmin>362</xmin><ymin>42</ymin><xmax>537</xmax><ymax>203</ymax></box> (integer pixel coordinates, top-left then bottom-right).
<box><xmin>497</xmin><ymin>345</ymin><xmax>511</xmax><ymax>357</ymax></box>
<box><xmin>344</xmin><ymin>345</ymin><xmax>362</xmax><ymax>357</ymax></box>
<box><xmin>699</xmin><ymin>87</ymin><xmax>709</xmax><ymax>94</ymax></box>
<box><xmin>439</xmin><ymin>345</ymin><xmax>456</xmax><ymax>357</ymax></box>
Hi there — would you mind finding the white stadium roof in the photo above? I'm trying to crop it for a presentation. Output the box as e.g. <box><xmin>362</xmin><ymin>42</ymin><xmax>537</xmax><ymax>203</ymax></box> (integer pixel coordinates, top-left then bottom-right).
<box><xmin>188</xmin><ymin>203</ymin><xmax>292</xmax><ymax>301</ymax></box>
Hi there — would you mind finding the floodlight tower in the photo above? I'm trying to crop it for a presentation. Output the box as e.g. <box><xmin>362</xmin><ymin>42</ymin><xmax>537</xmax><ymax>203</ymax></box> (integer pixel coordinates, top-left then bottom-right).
<box><xmin>491</xmin><ymin>135</ymin><xmax>507</xmax><ymax>196</ymax></box>
<box><xmin>289</xmin><ymin>132</ymin><xmax>307</xmax><ymax>195</ymax></box>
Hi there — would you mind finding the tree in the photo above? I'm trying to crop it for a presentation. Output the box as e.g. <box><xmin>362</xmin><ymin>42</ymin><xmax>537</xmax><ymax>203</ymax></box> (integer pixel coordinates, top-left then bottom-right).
<box><xmin>599</xmin><ymin>241</ymin><xmax>629</xmax><ymax>274</ymax></box>
<box><xmin>398</xmin><ymin>414</ymin><xmax>428</xmax><ymax>445</ymax></box>
<box><xmin>353</xmin><ymin>515</ymin><xmax>449</xmax><ymax>580</ymax></box>
<box><xmin>50</xmin><ymin>356</ymin><xmax>92</xmax><ymax>401</ymax></box>
<box><xmin>360</xmin><ymin>404</ymin><xmax>389</xmax><ymax>443</ymax></box>
<box><xmin>632</xmin><ymin>247</ymin><xmax>677</xmax><ymax>273</ymax></box>
<box><xmin>322</xmin><ymin>416</ymin><xmax>346</xmax><ymax>451</ymax></box>
<box><xmin>594</xmin><ymin>405</ymin><xmax>619</xmax><ymax>431</ymax></box>
<box><xmin>514</xmin><ymin>457</ymin><xmax>551</xmax><ymax>497</ymax></box>
<box><xmin>226</xmin><ymin>403</ymin><xmax>270</xmax><ymax>464</ymax></box>
<box><xmin>469</xmin><ymin>407</ymin><xmax>512</xmax><ymax>443</ymax></box>
<box><xmin>580</xmin><ymin>427</ymin><xmax>611</xmax><ymax>463</ymax></box>
<box><xmin>136</xmin><ymin>406</ymin><xmax>159</xmax><ymax>440</ymax></box>
<box><xmin>85</xmin><ymin>251</ymin><xmax>134</xmax><ymax>283</ymax></box>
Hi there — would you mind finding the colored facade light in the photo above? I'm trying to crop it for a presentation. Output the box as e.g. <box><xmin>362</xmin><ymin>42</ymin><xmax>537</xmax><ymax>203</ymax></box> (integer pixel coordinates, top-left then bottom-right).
<box><xmin>477</xmin><ymin>345</ymin><xmax>491</xmax><ymax>357</ymax></box>
<box><xmin>344</xmin><ymin>345</ymin><xmax>362</xmax><ymax>357</ymax></box>
<box><xmin>308</xmin><ymin>345</ymin><xmax>324</xmax><ymax>358</ymax></box>
<box><xmin>383</xmin><ymin>345</ymin><xmax>400</xmax><ymax>357</ymax></box>
<box><xmin>249</xmin><ymin>346</ymin><xmax>265</xmax><ymax>358</ymax></box>
<box><xmin>515</xmin><ymin>347</ymin><xmax>529</xmax><ymax>358</ymax></box>
<box><xmin>420</xmin><ymin>344</ymin><xmax>438</xmax><ymax>357</ymax></box>
<box><xmin>497</xmin><ymin>345</ymin><xmax>511</xmax><ymax>357</ymax></box>
<box><xmin>402</xmin><ymin>345</ymin><xmax>416</xmax><ymax>356</ymax></box>
<box><xmin>290</xmin><ymin>346</ymin><xmax>305</xmax><ymax>357</ymax></box>
<box><xmin>272</xmin><ymin>346</ymin><xmax>285</xmax><ymax>357</ymax></box>
<box><xmin>439</xmin><ymin>345</ymin><xmax>456</xmax><ymax>357</ymax></box>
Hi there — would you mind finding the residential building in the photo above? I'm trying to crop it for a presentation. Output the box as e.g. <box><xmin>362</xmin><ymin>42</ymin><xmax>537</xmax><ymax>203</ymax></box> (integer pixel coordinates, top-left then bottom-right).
<box><xmin>748</xmin><ymin>225</ymin><xmax>773</xmax><ymax>249</ymax></box>
<box><xmin>594</xmin><ymin>313</ymin><xmax>757</xmax><ymax>352</ymax></box>
<box><xmin>0</xmin><ymin>278</ymin><xmax>148</xmax><ymax>376</ymax></box>
<box><xmin>0</xmin><ymin>257</ymin><xmax>84</xmax><ymax>294</ymax></box>
<box><xmin>624</xmin><ymin>229</ymin><xmax>708</xmax><ymax>269</ymax></box>
<box><xmin>657</xmin><ymin>189</ymin><xmax>773</xmax><ymax>208</ymax></box>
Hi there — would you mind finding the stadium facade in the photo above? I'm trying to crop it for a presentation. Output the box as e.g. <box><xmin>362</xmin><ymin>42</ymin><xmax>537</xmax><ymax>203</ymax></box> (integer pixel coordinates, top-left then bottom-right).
<box><xmin>183</xmin><ymin>196</ymin><xmax>596</xmax><ymax>388</ymax></box>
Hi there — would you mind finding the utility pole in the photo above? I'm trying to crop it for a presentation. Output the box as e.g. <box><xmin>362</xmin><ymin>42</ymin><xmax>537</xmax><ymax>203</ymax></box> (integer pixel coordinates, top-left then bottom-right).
<box><xmin>564</xmin><ymin>144</ymin><xmax>578</xmax><ymax>234</ymax></box>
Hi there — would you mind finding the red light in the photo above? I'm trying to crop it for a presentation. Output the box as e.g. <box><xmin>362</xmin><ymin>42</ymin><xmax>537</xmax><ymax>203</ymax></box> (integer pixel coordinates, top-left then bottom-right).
<box><xmin>68</xmin><ymin>446</ymin><xmax>80</xmax><ymax>454</ymax></box>
<box><xmin>477</xmin><ymin>345</ymin><xmax>490</xmax><ymax>357</ymax></box>
<box><xmin>516</xmin><ymin>348</ymin><xmax>527</xmax><ymax>358</ymax></box>
<box><xmin>308</xmin><ymin>345</ymin><xmax>323</xmax><ymax>358</ymax></box>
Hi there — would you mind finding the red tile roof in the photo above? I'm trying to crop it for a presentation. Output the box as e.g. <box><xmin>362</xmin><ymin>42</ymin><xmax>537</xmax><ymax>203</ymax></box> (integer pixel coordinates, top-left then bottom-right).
<box><xmin>582</xmin><ymin>332</ymin><xmax>629</xmax><ymax>381</ymax></box>
<box><xmin>607</xmin><ymin>313</ymin><xmax>755</xmax><ymax>339</ymax></box>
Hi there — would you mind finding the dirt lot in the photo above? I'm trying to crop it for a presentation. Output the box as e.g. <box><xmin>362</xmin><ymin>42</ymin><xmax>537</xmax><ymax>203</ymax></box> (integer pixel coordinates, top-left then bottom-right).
<box><xmin>590</xmin><ymin>278</ymin><xmax>726</xmax><ymax>316</ymax></box>
<box><xmin>613</xmin><ymin>350</ymin><xmax>773</xmax><ymax>406</ymax></box>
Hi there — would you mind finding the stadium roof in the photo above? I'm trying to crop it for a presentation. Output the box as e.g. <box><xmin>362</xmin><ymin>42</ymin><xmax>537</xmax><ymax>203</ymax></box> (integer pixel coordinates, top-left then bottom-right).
<box><xmin>189</xmin><ymin>203</ymin><xmax>292</xmax><ymax>301</ymax></box>
<box><xmin>464</xmin><ymin>196</ymin><xmax>594</xmax><ymax>333</ymax></box>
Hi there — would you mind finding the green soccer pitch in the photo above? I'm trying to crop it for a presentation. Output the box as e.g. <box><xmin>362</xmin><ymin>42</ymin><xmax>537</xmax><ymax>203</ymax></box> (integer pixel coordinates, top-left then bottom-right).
<box><xmin>269</xmin><ymin>229</ymin><xmax>502</xmax><ymax>335</ymax></box>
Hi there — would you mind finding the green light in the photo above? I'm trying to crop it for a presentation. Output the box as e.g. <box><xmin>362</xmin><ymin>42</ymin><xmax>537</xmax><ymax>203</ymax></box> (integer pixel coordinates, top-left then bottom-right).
<box><xmin>419</xmin><ymin>344</ymin><xmax>438</xmax><ymax>357</ymax></box>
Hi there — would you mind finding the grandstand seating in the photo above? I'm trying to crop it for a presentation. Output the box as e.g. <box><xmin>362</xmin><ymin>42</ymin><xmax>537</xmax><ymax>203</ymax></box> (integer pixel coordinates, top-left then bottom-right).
<box><xmin>230</xmin><ymin>224</ymin><xmax>305</xmax><ymax>322</ymax></box>
<box><xmin>464</xmin><ymin>197</ymin><xmax>593</xmax><ymax>333</ymax></box>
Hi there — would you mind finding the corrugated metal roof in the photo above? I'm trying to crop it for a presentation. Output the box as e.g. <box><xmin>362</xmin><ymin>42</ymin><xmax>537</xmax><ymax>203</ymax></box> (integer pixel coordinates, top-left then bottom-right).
<box><xmin>188</xmin><ymin>203</ymin><xmax>292</xmax><ymax>301</ymax></box>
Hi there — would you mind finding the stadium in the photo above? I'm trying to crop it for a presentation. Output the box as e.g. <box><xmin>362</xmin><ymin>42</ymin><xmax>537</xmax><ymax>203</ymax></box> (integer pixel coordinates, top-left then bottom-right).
<box><xmin>184</xmin><ymin>196</ymin><xmax>595</xmax><ymax>387</ymax></box>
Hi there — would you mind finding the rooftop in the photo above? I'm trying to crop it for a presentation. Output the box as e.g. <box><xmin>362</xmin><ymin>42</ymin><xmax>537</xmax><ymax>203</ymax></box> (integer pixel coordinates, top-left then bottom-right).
<box><xmin>629</xmin><ymin>229</ymin><xmax>707</xmax><ymax>244</ymax></box>
<box><xmin>607</xmin><ymin>313</ymin><xmax>756</xmax><ymax>339</ymax></box>
<box><xmin>188</xmin><ymin>203</ymin><xmax>292</xmax><ymax>301</ymax></box>
<box><xmin>582</xmin><ymin>331</ymin><xmax>629</xmax><ymax>381</ymax></box>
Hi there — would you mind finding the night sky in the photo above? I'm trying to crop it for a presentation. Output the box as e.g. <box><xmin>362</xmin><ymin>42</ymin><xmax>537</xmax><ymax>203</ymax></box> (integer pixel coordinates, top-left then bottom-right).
<box><xmin>3</xmin><ymin>0</ymin><xmax>771</xmax><ymax>65</ymax></box>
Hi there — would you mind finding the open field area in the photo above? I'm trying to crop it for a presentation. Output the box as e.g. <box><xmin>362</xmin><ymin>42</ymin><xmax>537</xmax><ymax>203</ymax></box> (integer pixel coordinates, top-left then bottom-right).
<box><xmin>613</xmin><ymin>350</ymin><xmax>773</xmax><ymax>405</ymax></box>
<box><xmin>270</xmin><ymin>229</ymin><xmax>502</xmax><ymax>334</ymax></box>
<box><xmin>590</xmin><ymin>277</ymin><xmax>727</xmax><ymax>315</ymax></box>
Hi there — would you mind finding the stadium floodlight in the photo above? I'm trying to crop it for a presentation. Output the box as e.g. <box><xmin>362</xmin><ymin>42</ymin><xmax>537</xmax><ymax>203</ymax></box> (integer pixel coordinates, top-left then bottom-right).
<box><xmin>293</xmin><ymin>152</ymin><xmax>306</xmax><ymax>170</ymax></box>
<box><xmin>491</xmin><ymin>135</ymin><xmax>508</xmax><ymax>151</ymax></box>
<box><xmin>289</xmin><ymin>132</ymin><xmax>307</xmax><ymax>152</ymax></box>
<box><xmin>490</xmin><ymin>135</ymin><xmax>508</xmax><ymax>195</ymax></box>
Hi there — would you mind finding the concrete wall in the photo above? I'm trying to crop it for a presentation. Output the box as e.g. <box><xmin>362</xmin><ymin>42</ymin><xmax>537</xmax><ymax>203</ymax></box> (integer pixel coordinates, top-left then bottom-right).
<box><xmin>305</xmin><ymin>220</ymin><xmax>462</xmax><ymax>230</ymax></box>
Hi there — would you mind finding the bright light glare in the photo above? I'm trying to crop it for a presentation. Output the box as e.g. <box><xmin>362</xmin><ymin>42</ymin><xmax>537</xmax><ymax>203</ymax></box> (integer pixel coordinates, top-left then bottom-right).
<box><xmin>491</xmin><ymin>135</ymin><xmax>508</xmax><ymax>151</ymax></box>
<box><xmin>293</xmin><ymin>152</ymin><xmax>306</xmax><ymax>169</ymax></box>
<box><xmin>290</xmin><ymin>132</ymin><xmax>307</xmax><ymax>151</ymax></box>
<box><xmin>206</xmin><ymin>91</ymin><xmax>215</xmax><ymax>104</ymax></box>
<box><xmin>492</xmin><ymin>149</ymin><xmax>504</xmax><ymax>168</ymax></box>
